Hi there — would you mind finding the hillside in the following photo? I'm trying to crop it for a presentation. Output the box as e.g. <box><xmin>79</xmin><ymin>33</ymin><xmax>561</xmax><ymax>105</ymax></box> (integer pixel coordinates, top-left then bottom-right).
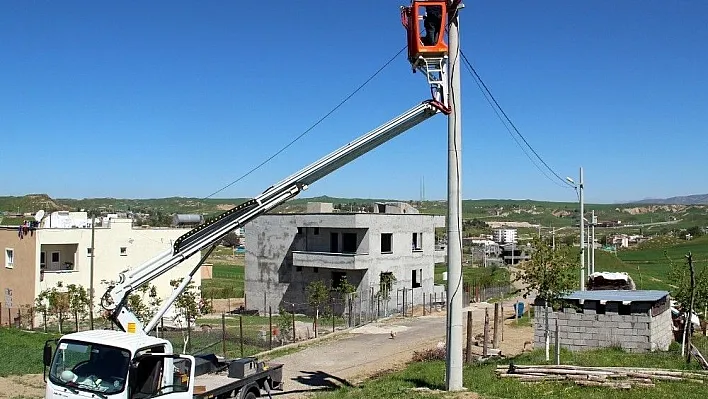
<box><xmin>634</xmin><ymin>193</ymin><xmax>708</xmax><ymax>205</ymax></box>
<box><xmin>0</xmin><ymin>194</ymin><xmax>69</xmax><ymax>214</ymax></box>
<box><xmin>2</xmin><ymin>194</ymin><xmax>708</xmax><ymax>233</ymax></box>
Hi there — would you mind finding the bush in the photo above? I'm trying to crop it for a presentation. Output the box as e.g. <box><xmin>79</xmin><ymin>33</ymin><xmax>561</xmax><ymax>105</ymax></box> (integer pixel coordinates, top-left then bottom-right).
<box><xmin>412</xmin><ymin>346</ymin><xmax>447</xmax><ymax>362</ymax></box>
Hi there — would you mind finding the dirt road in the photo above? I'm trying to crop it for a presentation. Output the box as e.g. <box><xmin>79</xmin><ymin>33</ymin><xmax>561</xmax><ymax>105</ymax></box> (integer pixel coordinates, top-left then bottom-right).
<box><xmin>270</xmin><ymin>300</ymin><xmax>534</xmax><ymax>398</ymax></box>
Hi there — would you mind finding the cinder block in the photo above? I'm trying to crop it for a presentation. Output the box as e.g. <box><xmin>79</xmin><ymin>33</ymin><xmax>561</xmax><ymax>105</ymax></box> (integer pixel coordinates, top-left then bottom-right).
<box><xmin>618</xmin><ymin>322</ymin><xmax>632</xmax><ymax>329</ymax></box>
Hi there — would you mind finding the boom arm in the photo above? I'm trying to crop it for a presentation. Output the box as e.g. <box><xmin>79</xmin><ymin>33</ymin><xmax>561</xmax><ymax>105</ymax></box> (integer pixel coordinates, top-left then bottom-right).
<box><xmin>102</xmin><ymin>100</ymin><xmax>445</xmax><ymax>334</ymax></box>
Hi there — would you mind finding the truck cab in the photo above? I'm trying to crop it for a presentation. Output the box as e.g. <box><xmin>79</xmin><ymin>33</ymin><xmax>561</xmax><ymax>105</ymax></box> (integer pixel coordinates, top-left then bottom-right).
<box><xmin>44</xmin><ymin>330</ymin><xmax>196</xmax><ymax>399</ymax></box>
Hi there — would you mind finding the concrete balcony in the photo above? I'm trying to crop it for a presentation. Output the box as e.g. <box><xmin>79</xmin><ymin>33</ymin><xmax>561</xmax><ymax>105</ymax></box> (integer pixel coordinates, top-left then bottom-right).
<box><xmin>292</xmin><ymin>251</ymin><xmax>371</xmax><ymax>270</ymax></box>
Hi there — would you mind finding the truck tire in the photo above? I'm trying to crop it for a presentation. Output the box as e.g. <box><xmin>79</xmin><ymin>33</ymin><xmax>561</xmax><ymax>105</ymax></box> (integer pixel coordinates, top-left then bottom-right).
<box><xmin>244</xmin><ymin>391</ymin><xmax>258</xmax><ymax>399</ymax></box>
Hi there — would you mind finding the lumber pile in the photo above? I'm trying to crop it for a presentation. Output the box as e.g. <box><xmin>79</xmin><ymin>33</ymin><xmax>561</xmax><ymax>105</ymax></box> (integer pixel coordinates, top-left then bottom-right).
<box><xmin>495</xmin><ymin>364</ymin><xmax>708</xmax><ymax>389</ymax></box>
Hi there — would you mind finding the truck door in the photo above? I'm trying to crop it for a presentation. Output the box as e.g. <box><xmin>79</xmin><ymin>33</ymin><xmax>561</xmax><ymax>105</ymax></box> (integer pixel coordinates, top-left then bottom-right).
<box><xmin>128</xmin><ymin>354</ymin><xmax>196</xmax><ymax>399</ymax></box>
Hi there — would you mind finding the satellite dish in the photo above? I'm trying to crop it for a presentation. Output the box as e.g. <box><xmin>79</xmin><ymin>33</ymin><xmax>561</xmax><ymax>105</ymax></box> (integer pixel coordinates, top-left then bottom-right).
<box><xmin>34</xmin><ymin>210</ymin><xmax>45</xmax><ymax>222</ymax></box>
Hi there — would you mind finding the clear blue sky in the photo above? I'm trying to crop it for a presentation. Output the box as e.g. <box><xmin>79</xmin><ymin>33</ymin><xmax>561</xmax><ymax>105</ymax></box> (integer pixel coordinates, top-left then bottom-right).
<box><xmin>2</xmin><ymin>1</ymin><xmax>707</xmax><ymax>204</ymax></box>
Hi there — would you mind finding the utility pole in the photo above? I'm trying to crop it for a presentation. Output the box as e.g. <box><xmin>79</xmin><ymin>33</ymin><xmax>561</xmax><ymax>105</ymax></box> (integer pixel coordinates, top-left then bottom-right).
<box><xmin>585</xmin><ymin>222</ymin><xmax>592</xmax><ymax>277</ymax></box>
<box><xmin>551</xmin><ymin>227</ymin><xmax>555</xmax><ymax>251</ymax></box>
<box><xmin>591</xmin><ymin>210</ymin><xmax>596</xmax><ymax>274</ymax></box>
<box><xmin>567</xmin><ymin>167</ymin><xmax>585</xmax><ymax>290</ymax></box>
<box><xmin>89</xmin><ymin>215</ymin><xmax>96</xmax><ymax>330</ymax></box>
<box><xmin>445</xmin><ymin>0</ymin><xmax>464</xmax><ymax>391</ymax></box>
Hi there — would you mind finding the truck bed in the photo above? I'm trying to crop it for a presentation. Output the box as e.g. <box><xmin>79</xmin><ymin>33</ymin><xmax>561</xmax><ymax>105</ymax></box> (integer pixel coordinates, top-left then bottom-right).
<box><xmin>193</xmin><ymin>363</ymin><xmax>283</xmax><ymax>398</ymax></box>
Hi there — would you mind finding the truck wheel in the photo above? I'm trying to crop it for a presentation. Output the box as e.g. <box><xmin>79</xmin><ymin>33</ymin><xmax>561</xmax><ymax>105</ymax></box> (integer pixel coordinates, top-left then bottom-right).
<box><xmin>244</xmin><ymin>391</ymin><xmax>258</xmax><ymax>399</ymax></box>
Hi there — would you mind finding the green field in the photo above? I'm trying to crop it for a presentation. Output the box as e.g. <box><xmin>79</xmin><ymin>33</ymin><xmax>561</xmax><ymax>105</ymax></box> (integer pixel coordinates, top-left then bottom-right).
<box><xmin>313</xmin><ymin>345</ymin><xmax>704</xmax><ymax>399</ymax></box>
<box><xmin>201</xmin><ymin>262</ymin><xmax>245</xmax><ymax>299</ymax></box>
<box><xmin>591</xmin><ymin>235</ymin><xmax>708</xmax><ymax>291</ymax></box>
<box><xmin>433</xmin><ymin>264</ymin><xmax>510</xmax><ymax>287</ymax></box>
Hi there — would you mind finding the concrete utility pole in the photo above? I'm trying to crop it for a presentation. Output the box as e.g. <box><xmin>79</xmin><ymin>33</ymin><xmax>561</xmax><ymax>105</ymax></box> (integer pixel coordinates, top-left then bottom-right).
<box><xmin>579</xmin><ymin>167</ymin><xmax>585</xmax><ymax>290</ymax></box>
<box><xmin>89</xmin><ymin>216</ymin><xmax>96</xmax><ymax>330</ymax></box>
<box><xmin>591</xmin><ymin>210</ymin><xmax>596</xmax><ymax>274</ymax></box>
<box><xmin>445</xmin><ymin>1</ymin><xmax>464</xmax><ymax>391</ymax></box>
<box><xmin>567</xmin><ymin>167</ymin><xmax>584</xmax><ymax>290</ymax></box>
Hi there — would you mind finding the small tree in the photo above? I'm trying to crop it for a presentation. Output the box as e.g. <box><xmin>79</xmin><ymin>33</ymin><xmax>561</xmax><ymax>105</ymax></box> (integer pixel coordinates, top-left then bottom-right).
<box><xmin>66</xmin><ymin>284</ymin><xmax>91</xmax><ymax>331</ymax></box>
<box><xmin>517</xmin><ymin>237</ymin><xmax>577</xmax><ymax>361</ymax></box>
<box><xmin>306</xmin><ymin>280</ymin><xmax>329</xmax><ymax>337</ymax></box>
<box><xmin>170</xmin><ymin>279</ymin><xmax>201</xmax><ymax>352</ymax></box>
<box><xmin>668</xmin><ymin>251</ymin><xmax>708</xmax><ymax>349</ymax></box>
<box><xmin>35</xmin><ymin>282</ymin><xmax>71</xmax><ymax>333</ymax></box>
<box><xmin>126</xmin><ymin>284</ymin><xmax>163</xmax><ymax>326</ymax></box>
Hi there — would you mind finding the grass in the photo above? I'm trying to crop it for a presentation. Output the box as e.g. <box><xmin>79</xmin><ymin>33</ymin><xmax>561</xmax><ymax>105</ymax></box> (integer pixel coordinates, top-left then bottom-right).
<box><xmin>0</xmin><ymin>328</ymin><xmax>59</xmax><ymax>376</ymax></box>
<box><xmin>591</xmin><ymin>235</ymin><xmax>708</xmax><ymax>291</ymax></box>
<box><xmin>313</xmin><ymin>346</ymin><xmax>705</xmax><ymax>399</ymax></box>
<box><xmin>434</xmin><ymin>264</ymin><xmax>510</xmax><ymax>287</ymax></box>
<box><xmin>201</xmin><ymin>262</ymin><xmax>245</xmax><ymax>298</ymax></box>
<box><xmin>177</xmin><ymin>313</ymin><xmax>347</xmax><ymax>359</ymax></box>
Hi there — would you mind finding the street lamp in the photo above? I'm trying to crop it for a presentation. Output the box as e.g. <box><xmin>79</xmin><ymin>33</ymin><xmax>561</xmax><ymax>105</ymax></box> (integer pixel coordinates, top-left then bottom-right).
<box><xmin>566</xmin><ymin>167</ymin><xmax>585</xmax><ymax>290</ymax></box>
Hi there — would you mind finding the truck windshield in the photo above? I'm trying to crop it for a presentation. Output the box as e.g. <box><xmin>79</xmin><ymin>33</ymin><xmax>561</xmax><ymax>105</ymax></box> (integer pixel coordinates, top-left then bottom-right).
<box><xmin>49</xmin><ymin>340</ymin><xmax>130</xmax><ymax>395</ymax></box>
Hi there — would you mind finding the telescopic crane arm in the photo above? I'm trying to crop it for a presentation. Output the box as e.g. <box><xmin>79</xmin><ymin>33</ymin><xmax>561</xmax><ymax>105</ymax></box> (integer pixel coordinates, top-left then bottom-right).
<box><xmin>101</xmin><ymin>100</ymin><xmax>447</xmax><ymax>334</ymax></box>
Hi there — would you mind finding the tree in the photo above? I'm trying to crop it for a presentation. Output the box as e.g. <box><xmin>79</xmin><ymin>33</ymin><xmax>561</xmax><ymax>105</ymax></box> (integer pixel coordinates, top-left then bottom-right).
<box><xmin>306</xmin><ymin>280</ymin><xmax>329</xmax><ymax>338</ymax></box>
<box><xmin>516</xmin><ymin>237</ymin><xmax>577</xmax><ymax>361</ymax></box>
<box><xmin>126</xmin><ymin>284</ymin><xmax>162</xmax><ymax>326</ymax></box>
<box><xmin>221</xmin><ymin>232</ymin><xmax>241</xmax><ymax>248</ymax></box>
<box><xmin>169</xmin><ymin>279</ymin><xmax>203</xmax><ymax>352</ymax></box>
<box><xmin>66</xmin><ymin>284</ymin><xmax>91</xmax><ymax>331</ymax></box>
<box><xmin>35</xmin><ymin>282</ymin><xmax>71</xmax><ymax>333</ymax></box>
<box><xmin>668</xmin><ymin>251</ymin><xmax>708</xmax><ymax>346</ymax></box>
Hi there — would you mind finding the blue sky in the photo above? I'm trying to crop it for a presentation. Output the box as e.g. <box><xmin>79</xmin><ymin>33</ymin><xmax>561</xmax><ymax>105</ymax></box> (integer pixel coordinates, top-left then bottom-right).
<box><xmin>1</xmin><ymin>1</ymin><xmax>707</xmax><ymax>204</ymax></box>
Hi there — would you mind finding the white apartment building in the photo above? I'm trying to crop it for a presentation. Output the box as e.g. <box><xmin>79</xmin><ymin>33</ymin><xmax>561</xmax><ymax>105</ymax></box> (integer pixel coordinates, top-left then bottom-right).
<box><xmin>493</xmin><ymin>228</ymin><xmax>517</xmax><ymax>244</ymax></box>
<box><xmin>38</xmin><ymin>218</ymin><xmax>202</xmax><ymax>307</ymax></box>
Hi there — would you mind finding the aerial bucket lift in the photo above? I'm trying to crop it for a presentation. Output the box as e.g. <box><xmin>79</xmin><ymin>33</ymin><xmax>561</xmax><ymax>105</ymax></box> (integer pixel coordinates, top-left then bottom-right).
<box><xmin>401</xmin><ymin>0</ymin><xmax>457</xmax><ymax>113</ymax></box>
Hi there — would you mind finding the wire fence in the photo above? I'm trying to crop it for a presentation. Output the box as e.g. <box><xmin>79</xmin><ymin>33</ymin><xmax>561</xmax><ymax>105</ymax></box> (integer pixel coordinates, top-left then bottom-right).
<box><xmin>3</xmin><ymin>281</ymin><xmax>514</xmax><ymax>362</ymax></box>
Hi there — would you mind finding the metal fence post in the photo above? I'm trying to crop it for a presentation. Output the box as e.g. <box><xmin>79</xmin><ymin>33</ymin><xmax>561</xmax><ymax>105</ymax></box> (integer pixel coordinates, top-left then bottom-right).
<box><xmin>221</xmin><ymin>313</ymin><xmax>226</xmax><ymax>357</ymax></box>
<box><xmin>239</xmin><ymin>316</ymin><xmax>244</xmax><ymax>358</ymax></box>
<box><xmin>291</xmin><ymin>304</ymin><xmax>296</xmax><ymax>342</ymax></box>
<box><xmin>186</xmin><ymin>308</ymin><xmax>192</xmax><ymax>354</ymax></box>
<box><xmin>269</xmin><ymin>306</ymin><xmax>273</xmax><ymax>350</ymax></box>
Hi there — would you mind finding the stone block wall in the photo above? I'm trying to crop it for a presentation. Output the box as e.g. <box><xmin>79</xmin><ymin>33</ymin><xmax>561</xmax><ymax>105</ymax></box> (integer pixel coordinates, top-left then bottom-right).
<box><xmin>533</xmin><ymin>304</ymin><xmax>673</xmax><ymax>353</ymax></box>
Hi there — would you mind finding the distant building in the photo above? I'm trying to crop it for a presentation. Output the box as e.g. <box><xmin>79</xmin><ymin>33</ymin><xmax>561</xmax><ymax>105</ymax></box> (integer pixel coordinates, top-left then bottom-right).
<box><xmin>493</xmin><ymin>228</ymin><xmax>517</xmax><ymax>244</ymax></box>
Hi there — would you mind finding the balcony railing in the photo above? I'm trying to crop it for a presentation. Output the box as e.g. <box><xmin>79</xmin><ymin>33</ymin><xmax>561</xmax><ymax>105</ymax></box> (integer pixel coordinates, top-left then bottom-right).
<box><xmin>292</xmin><ymin>251</ymin><xmax>371</xmax><ymax>270</ymax></box>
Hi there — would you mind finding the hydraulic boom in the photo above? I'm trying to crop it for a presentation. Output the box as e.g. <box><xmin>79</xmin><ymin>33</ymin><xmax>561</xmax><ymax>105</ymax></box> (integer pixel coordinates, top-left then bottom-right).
<box><xmin>101</xmin><ymin>100</ymin><xmax>446</xmax><ymax>334</ymax></box>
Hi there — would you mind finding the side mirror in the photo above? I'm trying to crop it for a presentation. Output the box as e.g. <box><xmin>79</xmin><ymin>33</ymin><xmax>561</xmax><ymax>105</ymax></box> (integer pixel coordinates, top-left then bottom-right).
<box><xmin>43</xmin><ymin>343</ymin><xmax>53</xmax><ymax>367</ymax></box>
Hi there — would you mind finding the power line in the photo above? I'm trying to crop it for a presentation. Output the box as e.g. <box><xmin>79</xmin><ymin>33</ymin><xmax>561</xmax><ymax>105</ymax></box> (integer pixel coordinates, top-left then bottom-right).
<box><xmin>463</xmin><ymin>59</ymin><xmax>567</xmax><ymax>188</ymax></box>
<box><xmin>203</xmin><ymin>46</ymin><xmax>408</xmax><ymax>200</ymax></box>
<box><xmin>460</xmin><ymin>51</ymin><xmax>575</xmax><ymax>189</ymax></box>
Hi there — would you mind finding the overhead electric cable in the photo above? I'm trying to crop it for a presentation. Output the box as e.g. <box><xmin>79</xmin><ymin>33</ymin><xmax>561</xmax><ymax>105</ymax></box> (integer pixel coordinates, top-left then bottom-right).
<box><xmin>460</xmin><ymin>51</ymin><xmax>575</xmax><ymax>189</ymax></box>
<box><xmin>203</xmin><ymin>46</ymin><xmax>408</xmax><ymax>200</ymax></box>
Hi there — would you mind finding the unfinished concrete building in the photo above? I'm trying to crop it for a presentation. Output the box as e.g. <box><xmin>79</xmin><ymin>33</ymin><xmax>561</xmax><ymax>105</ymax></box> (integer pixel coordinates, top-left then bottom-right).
<box><xmin>244</xmin><ymin>211</ymin><xmax>445</xmax><ymax>315</ymax></box>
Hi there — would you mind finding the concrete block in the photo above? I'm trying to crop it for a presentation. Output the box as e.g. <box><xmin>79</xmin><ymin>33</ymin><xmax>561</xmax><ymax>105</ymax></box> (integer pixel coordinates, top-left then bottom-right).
<box><xmin>557</xmin><ymin>319</ymin><xmax>568</xmax><ymax>326</ymax></box>
<box><xmin>568</xmin><ymin>332</ymin><xmax>582</xmax><ymax>340</ymax></box>
<box><xmin>618</xmin><ymin>322</ymin><xmax>632</xmax><ymax>329</ymax></box>
<box><xmin>586</xmin><ymin>339</ymin><xmax>599</xmax><ymax>347</ymax></box>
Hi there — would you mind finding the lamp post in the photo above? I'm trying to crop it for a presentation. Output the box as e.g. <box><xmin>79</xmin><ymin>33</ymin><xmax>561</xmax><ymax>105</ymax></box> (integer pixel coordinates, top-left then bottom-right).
<box><xmin>566</xmin><ymin>167</ymin><xmax>585</xmax><ymax>290</ymax></box>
